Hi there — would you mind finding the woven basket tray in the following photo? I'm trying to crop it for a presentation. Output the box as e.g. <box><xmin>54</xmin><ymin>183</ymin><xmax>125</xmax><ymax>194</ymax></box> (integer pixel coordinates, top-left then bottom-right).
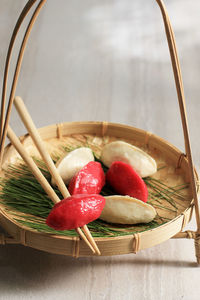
<box><xmin>0</xmin><ymin>0</ymin><xmax>200</xmax><ymax>262</ymax></box>
<box><xmin>0</xmin><ymin>121</ymin><xmax>197</xmax><ymax>256</ymax></box>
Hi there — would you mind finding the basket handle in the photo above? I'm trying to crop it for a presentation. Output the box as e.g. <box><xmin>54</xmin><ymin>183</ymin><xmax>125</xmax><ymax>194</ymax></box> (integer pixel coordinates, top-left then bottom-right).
<box><xmin>0</xmin><ymin>0</ymin><xmax>47</xmax><ymax>161</ymax></box>
<box><xmin>155</xmin><ymin>0</ymin><xmax>200</xmax><ymax>234</ymax></box>
<box><xmin>0</xmin><ymin>0</ymin><xmax>199</xmax><ymax>232</ymax></box>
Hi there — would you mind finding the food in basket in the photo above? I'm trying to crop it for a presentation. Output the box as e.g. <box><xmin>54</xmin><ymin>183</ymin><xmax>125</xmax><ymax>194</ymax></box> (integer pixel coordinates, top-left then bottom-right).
<box><xmin>100</xmin><ymin>195</ymin><xmax>156</xmax><ymax>224</ymax></box>
<box><xmin>46</xmin><ymin>194</ymin><xmax>106</xmax><ymax>230</ymax></box>
<box><xmin>48</xmin><ymin>143</ymin><xmax>156</xmax><ymax>229</ymax></box>
<box><xmin>100</xmin><ymin>141</ymin><xmax>157</xmax><ymax>177</ymax></box>
<box><xmin>68</xmin><ymin>161</ymin><xmax>105</xmax><ymax>195</ymax></box>
<box><xmin>51</xmin><ymin>147</ymin><xmax>94</xmax><ymax>185</ymax></box>
<box><xmin>106</xmin><ymin>161</ymin><xmax>148</xmax><ymax>202</ymax></box>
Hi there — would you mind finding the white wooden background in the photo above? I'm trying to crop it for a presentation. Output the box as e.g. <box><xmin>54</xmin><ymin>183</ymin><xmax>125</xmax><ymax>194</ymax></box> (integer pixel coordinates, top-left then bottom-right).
<box><xmin>0</xmin><ymin>0</ymin><xmax>200</xmax><ymax>299</ymax></box>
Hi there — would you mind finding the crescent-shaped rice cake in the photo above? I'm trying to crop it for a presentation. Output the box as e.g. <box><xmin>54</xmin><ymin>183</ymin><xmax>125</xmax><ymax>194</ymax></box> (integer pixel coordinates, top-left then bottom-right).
<box><xmin>100</xmin><ymin>195</ymin><xmax>156</xmax><ymax>224</ymax></box>
<box><xmin>52</xmin><ymin>147</ymin><xmax>94</xmax><ymax>185</ymax></box>
<box><xmin>100</xmin><ymin>141</ymin><xmax>157</xmax><ymax>177</ymax></box>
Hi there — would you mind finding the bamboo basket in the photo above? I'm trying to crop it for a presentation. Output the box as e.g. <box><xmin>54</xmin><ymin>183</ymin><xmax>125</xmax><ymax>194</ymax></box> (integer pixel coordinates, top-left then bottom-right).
<box><xmin>0</xmin><ymin>0</ymin><xmax>200</xmax><ymax>262</ymax></box>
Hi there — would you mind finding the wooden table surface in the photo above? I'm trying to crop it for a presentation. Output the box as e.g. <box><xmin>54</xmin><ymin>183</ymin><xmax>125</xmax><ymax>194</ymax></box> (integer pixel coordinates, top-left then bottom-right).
<box><xmin>0</xmin><ymin>1</ymin><xmax>200</xmax><ymax>299</ymax></box>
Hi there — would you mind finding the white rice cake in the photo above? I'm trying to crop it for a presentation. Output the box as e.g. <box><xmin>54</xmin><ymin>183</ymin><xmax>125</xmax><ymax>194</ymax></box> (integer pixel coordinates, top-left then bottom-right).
<box><xmin>100</xmin><ymin>141</ymin><xmax>157</xmax><ymax>177</ymax></box>
<box><xmin>52</xmin><ymin>147</ymin><xmax>94</xmax><ymax>185</ymax></box>
<box><xmin>100</xmin><ymin>195</ymin><xmax>157</xmax><ymax>224</ymax></box>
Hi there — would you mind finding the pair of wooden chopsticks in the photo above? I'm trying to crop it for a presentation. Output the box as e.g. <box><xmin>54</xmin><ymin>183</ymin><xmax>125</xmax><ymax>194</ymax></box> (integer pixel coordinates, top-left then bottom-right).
<box><xmin>6</xmin><ymin>96</ymin><xmax>100</xmax><ymax>255</ymax></box>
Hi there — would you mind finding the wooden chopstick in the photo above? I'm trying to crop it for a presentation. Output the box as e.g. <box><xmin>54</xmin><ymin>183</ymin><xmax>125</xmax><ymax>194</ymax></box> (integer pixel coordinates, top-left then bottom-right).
<box><xmin>13</xmin><ymin>96</ymin><xmax>101</xmax><ymax>255</ymax></box>
<box><xmin>6</xmin><ymin>125</ymin><xmax>96</xmax><ymax>255</ymax></box>
<box><xmin>14</xmin><ymin>97</ymin><xmax>71</xmax><ymax>198</ymax></box>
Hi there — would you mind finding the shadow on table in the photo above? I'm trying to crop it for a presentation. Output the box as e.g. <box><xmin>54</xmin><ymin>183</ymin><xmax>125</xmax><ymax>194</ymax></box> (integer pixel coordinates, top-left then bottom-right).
<box><xmin>0</xmin><ymin>243</ymin><xmax>197</xmax><ymax>292</ymax></box>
